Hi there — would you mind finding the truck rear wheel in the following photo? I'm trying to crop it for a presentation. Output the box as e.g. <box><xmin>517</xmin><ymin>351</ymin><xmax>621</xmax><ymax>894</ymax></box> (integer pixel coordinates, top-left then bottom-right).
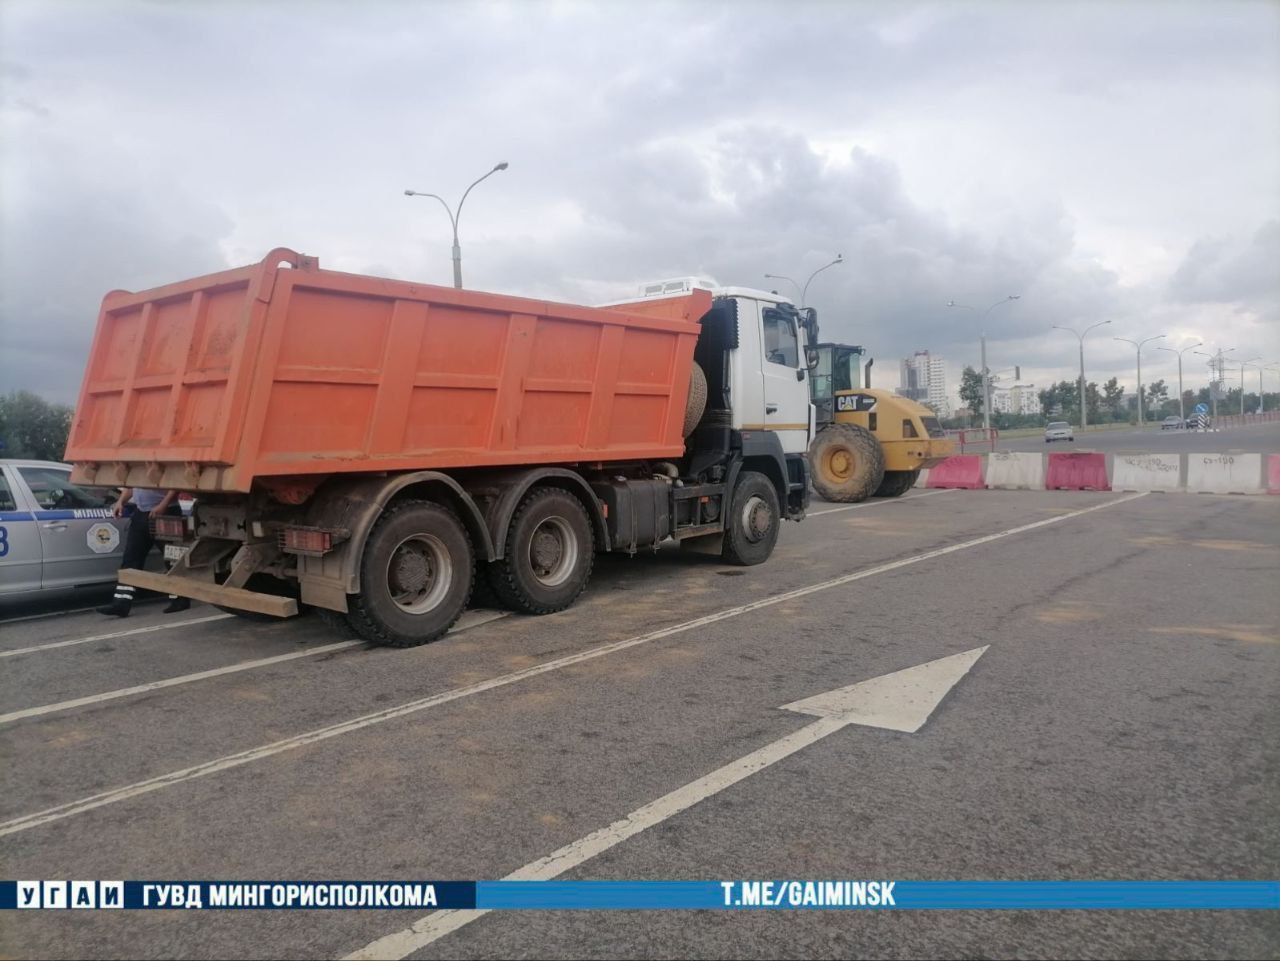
<box><xmin>808</xmin><ymin>424</ymin><xmax>885</xmax><ymax>503</ymax></box>
<box><xmin>721</xmin><ymin>470</ymin><xmax>780</xmax><ymax>566</ymax></box>
<box><xmin>346</xmin><ymin>500</ymin><xmax>473</xmax><ymax>647</ymax></box>
<box><xmin>491</xmin><ymin>487</ymin><xmax>594</xmax><ymax>614</ymax></box>
<box><xmin>873</xmin><ymin>469</ymin><xmax>920</xmax><ymax>498</ymax></box>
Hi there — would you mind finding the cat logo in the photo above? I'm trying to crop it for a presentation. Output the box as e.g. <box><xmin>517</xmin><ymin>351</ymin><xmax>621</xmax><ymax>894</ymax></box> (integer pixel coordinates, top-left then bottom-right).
<box><xmin>87</xmin><ymin>522</ymin><xmax>121</xmax><ymax>555</ymax></box>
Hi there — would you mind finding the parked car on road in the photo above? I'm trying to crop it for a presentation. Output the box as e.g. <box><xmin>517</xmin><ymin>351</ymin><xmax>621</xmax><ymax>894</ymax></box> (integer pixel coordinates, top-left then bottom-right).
<box><xmin>1161</xmin><ymin>415</ymin><xmax>1186</xmax><ymax>430</ymax></box>
<box><xmin>0</xmin><ymin>459</ymin><xmax>125</xmax><ymax>602</ymax></box>
<box><xmin>1044</xmin><ymin>422</ymin><xmax>1074</xmax><ymax>443</ymax></box>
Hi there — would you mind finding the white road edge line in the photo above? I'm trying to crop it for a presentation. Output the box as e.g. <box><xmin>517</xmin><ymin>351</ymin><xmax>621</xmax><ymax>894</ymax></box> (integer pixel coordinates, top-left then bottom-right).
<box><xmin>807</xmin><ymin>487</ymin><xmax>957</xmax><ymax>516</ymax></box>
<box><xmin>0</xmin><ymin>492</ymin><xmax>1147</xmax><ymax>838</ymax></box>
<box><xmin>0</xmin><ymin>614</ymin><xmax>235</xmax><ymax>659</ymax></box>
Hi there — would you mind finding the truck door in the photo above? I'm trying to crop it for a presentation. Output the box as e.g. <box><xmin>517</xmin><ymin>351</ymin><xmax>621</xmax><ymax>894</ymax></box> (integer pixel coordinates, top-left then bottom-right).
<box><xmin>16</xmin><ymin>464</ymin><xmax>123</xmax><ymax>590</ymax></box>
<box><xmin>0</xmin><ymin>466</ymin><xmax>43</xmax><ymax>595</ymax></box>
<box><xmin>760</xmin><ymin>306</ymin><xmax>811</xmax><ymax>454</ymax></box>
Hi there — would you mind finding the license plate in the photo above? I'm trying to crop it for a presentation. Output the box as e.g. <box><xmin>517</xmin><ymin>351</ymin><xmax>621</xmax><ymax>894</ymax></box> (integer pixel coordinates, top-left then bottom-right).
<box><xmin>163</xmin><ymin>545</ymin><xmax>189</xmax><ymax>562</ymax></box>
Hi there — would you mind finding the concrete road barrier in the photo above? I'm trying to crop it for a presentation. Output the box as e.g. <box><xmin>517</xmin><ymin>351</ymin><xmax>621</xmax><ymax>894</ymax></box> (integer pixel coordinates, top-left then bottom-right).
<box><xmin>1112</xmin><ymin>453</ymin><xmax>1182</xmax><ymax>492</ymax></box>
<box><xmin>1268</xmin><ymin>454</ymin><xmax>1280</xmax><ymax>495</ymax></box>
<box><xmin>1186</xmin><ymin>453</ymin><xmax>1263</xmax><ymax>494</ymax></box>
<box><xmin>1045</xmin><ymin>451</ymin><xmax>1110</xmax><ymax>491</ymax></box>
<box><xmin>914</xmin><ymin>468</ymin><xmax>930</xmax><ymax>488</ymax></box>
<box><xmin>926</xmin><ymin>455</ymin><xmax>985</xmax><ymax>489</ymax></box>
<box><xmin>985</xmin><ymin>451</ymin><xmax>1044</xmax><ymax>490</ymax></box>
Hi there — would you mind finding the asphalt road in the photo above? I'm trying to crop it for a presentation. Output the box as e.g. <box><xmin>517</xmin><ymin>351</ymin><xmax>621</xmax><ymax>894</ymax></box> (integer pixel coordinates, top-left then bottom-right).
<box><xmin>2</xmin><ymin>488</ymin><xmax>1277</xmax><ymax>959</ymax></box>
<box><xmin>994</xmin><ymin>419</ymin><xmax>1280</xmax><ymax>454</ymax></box>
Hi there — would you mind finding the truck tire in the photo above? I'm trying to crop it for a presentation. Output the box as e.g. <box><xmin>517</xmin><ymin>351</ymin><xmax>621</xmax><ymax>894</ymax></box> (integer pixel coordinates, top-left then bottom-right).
<box><xmin>683</xmin><ymin>362</ymin><xmax>708</xmax><ymax>437</ymax></box>
<box><xmin>490</xmin><ymin>487</ymin><xmax>594</xmax><ymax>614</ymax></box>
<box><xmin>808</xmin><ymin>424</ymin><xmax>885</xmax><ymax>503</ymax></box>
<box><xmin>873</xmin><ymin>469</ymin><xmax>919</xmax><ymax>498</ymax></box>
<box><xmin>721</xmin><ymin>470</ymin><xmax>780</xmax><ymax>566</ymax></box>
<box><xmin>346</xmin><ymin>499</ymin><xmax>473</xmax><ymax>647</ymax></box>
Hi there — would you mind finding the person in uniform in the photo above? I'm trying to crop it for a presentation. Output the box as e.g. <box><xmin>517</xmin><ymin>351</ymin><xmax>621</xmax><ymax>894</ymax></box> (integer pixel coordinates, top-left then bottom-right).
<box><xmin>97</xmin><ymin>487</ymin><xmax>191</xmax><ymax>617</ymax></box>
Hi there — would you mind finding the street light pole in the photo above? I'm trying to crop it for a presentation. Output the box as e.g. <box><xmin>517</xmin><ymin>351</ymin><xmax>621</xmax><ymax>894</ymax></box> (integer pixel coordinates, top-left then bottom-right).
<box><xmin>948</xmin><ymin>296</ymin><xmax>1020</xmax><ymax>431</ymax></box>
<box><xmin>765</xmin><ymin>254</ymin><xmax>844</xmax><ymax>308</ymax></box>
<box><xmin>1156</xmin><ymin>341</ymin><xmax>1202</xmax><ymax>423</ymax></box>
<box><xmin>405</xmin><ymin>161</ymin><xmax>509</xmax><ymax>288</ymax></box>
<box><xmin>1052</xmin><ymin>320</ymin><xmax>1111</xmax><ymax>430</ymax></box>
<box><xmin>1114</xmin><ymin>334</ymin><xmax>1166</xmax><ymax>426</ymax></box>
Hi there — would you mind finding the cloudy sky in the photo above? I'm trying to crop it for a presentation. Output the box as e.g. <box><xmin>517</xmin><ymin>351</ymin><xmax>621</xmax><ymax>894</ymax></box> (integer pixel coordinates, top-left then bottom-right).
<box><xmin>3</xmin><ymin>0</ymin><xmax>1278</xmax><ymax>407</ymax></box>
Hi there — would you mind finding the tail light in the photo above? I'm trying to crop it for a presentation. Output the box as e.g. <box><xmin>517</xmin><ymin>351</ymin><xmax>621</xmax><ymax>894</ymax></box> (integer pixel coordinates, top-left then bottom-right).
<box><xmin>152</xmin><ymin>515</ymin><xmax>186</xmax><ymax>539</ymax></box>
<box><xmin>282</xmin><ymin>527</ymin><xmax>333</xmax><ymax>555</ymax></box>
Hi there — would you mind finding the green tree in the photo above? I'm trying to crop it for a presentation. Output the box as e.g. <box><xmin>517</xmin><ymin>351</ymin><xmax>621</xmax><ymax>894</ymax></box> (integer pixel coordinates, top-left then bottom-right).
<box><xmin>959</xmin><ymin>365</ymin><xmax>985</xmax><ymax>417</ymax></box>
<box><xmin>1085</xmin><ymin>381</ymin><xmax>1102</xmax><ymax>422</ymax></box>
<box><xmin>1102</xmin><ymin>377</ymin><xmax>1125</xmax><ymax>421</ymax></box>
<box><xmin>0</xmin><ymin>391</ymin><xmax>74</xmax><ymax>461</ymax></box>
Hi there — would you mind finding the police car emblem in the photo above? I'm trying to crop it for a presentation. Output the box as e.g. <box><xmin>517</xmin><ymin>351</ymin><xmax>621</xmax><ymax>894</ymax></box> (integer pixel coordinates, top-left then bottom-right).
<box><xmin>87</xmin><ymin>522</ymin><xmax>120</xmax><ymax>554</ymax></box>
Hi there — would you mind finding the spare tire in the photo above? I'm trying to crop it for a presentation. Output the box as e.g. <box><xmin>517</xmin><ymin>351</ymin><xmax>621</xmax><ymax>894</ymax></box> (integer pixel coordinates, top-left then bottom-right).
<box><xmin>683</xmin><ymin>362</ymin><xmax>708</xmax><ymax>437</ymax></box>
<box><xmin>808</xmin><ymin>424</ymin><xmax>885</xmax><ymax>503</ymax></box>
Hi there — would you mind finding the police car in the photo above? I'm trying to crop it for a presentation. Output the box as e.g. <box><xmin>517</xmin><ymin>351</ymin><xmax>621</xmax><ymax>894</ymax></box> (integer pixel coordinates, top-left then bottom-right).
<box><xmin>0</xmin><ymin>459</ymin><xmax>126</xmax><ymax>601</ymax></box>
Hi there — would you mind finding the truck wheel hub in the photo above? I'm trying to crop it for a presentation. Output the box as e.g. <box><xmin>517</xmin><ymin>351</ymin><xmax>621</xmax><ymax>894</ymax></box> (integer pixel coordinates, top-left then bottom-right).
<box><xmin>387</xmin><ymin>533</ymin><xmax>452</xmax><ymax>613</ymax></box>
<box><xmin>529</xmin><ymin>517</ymin><xmax>578</xmax><ymax>587</ymax></box>
<box><xmin>741</xmin><ymin>495</ymin><xmax>772</xmax><ymax>543</ymax></box>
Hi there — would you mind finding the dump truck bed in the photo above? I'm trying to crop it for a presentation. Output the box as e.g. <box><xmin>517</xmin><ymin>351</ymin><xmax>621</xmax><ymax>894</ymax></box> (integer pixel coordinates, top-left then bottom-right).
<box><xmin>67</xmin><ymin>248</ymin><xmax>709</xmax><ymax>493</ymax></box>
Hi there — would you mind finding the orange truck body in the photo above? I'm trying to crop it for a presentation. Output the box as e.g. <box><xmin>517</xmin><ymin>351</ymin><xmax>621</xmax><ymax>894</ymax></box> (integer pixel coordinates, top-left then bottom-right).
<box><xmin>67</xmin><ymin>249</ymin><xmax>709</xmax><ymax>493</ymax></box>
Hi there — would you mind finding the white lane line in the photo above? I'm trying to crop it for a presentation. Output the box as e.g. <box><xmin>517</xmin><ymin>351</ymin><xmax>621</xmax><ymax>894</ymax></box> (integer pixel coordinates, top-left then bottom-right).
<box><xmin>0</xmin><ymin>640</ymin><xmax>364</xmax><ymax>725</ymax></box>
<box><xmin>808</xmin><ymin>488</ymin><xmax>957</xmax><ymax>516</ymax></box>
<box><xmin>0</xmin><ymin>609</ymin><xmax>511</xmax><ymax>724</ymax></box>
<box><xmin>0</xmin><ymin>492</ymin><xmax>1147</xmax><ymax>838</ymax></box>
<box><xmin>347</xmin><ymin>647</ymin><xmax>992</xmax><ymax>959</ymax></box>
<box><xmin>0</xmin><ymin>614</ymin><xmax>234</xmax><ymax>659</ymax></box>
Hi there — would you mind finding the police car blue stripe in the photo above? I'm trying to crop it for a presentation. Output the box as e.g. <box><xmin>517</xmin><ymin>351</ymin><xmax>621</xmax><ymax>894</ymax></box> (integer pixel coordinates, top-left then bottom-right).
<box><xmin>32</xmin><ymin>509</ymin><xmax>115</xmax><ymax>521</ymax></box>
<box><xmin>0</xmin><ymin>511</ymin><xmax>34</xmax><ymax>522</ymax></box>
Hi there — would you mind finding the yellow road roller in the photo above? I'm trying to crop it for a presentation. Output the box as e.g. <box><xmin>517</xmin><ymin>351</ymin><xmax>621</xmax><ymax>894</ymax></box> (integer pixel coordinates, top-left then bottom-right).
<box><xmin>805</xmin><ymin>342</ymin><xmax>955</xmax><ymax>502</ymax></box>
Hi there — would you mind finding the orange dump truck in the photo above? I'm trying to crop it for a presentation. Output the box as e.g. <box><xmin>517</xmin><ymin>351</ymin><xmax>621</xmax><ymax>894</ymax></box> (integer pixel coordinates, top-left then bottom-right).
<box><xmin>68</xmin><ymin>249</ymin><xmax>816</xmax><ymax>645</ymax></box>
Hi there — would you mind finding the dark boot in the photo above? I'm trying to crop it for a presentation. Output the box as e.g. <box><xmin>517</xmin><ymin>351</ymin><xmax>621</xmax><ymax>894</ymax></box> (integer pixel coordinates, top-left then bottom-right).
<box><xmin>163</xmin><ymin>596</ymin><xmax>191</xmax><ymax>614</ymax></box>
<box><xmin>97</xmin><ymin>584</ymin><xmax>135</xmax><ymax>617</ymax></box>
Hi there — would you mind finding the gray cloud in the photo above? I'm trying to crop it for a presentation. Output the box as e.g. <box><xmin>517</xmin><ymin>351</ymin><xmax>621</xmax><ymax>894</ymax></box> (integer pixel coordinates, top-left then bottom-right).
<box><xmin>2</xmin><ymin>0</ymin><xmax>1278</xmax><ymax>405</ymax></box>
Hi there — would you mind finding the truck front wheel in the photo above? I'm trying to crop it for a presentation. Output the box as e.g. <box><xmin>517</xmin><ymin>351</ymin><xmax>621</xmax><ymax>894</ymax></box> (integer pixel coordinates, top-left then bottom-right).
<box><xmin>721</xmin><ymin>471</ymin><xmax>780</xmax><ymax>566</ymax></box>
<box><xmin>347</xmin><ymin>500</ymin><xmax>474</xmax><ymax>647</ymax></box>
<box><xmin>490</xmin><ymin>487</ymin><xmax>594</xmax><ymax>614</ymax></box>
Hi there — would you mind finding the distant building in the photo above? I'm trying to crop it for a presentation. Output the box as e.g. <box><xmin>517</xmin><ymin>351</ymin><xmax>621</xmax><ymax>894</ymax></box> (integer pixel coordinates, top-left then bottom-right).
<box><xmin>991</xmin><ymin>383</ymin><xmax>1039</xmax><ymax>416</ymax></box>
<box><xmin>897</xmin><ymin>350</ymin><xmax>950</xmax><ymax>417</ymax></box>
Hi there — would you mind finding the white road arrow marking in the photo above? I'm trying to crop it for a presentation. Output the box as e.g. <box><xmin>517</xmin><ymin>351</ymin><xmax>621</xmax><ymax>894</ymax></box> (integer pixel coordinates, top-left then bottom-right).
<box><xmin>344</xmin><ymin>646</ymin><xmax>989</xmax><ymax>960</ymax></box>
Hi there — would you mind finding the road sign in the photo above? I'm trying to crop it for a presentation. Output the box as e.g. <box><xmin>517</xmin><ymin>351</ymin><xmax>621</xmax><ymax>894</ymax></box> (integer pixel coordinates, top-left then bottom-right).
<box><xmin>1194</xmin><ymin>403</ymin><xmax>1208</xmax><ymax>414</ymax></box>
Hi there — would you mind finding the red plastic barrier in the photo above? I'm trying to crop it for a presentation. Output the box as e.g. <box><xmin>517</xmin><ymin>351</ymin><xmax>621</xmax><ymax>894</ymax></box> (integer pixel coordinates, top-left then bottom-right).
<box><xmin>1267</xmin><ymin>454</ymin><xmax>1280</xmax><ymax>495</ymax></box>
<box><xmin>925</xmin><ymin>455</ymin><xmax>985</xmax><ymax>489</ymax></box>
<box><xmin>1045</xmin><ymin>451</ymin><xmax>1110</xmax><ymax>491</ymax></box>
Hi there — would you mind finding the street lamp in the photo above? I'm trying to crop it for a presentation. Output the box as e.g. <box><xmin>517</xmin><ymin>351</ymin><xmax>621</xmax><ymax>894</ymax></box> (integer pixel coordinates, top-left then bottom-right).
<box><xmin>947</xmin><ymin>295</ymin><xmax>1021</xmax><ymax>431</ymax></box>
<box><xmin>1052</xmin><ymin>320</ymin><xmax>1112</xmax><ymax>430</ymax></box>
<box><xmin>764</xmin><ymin>254</ymin><xmax>844</xmax><ymax>307</ymax></box>
<box><xmin>405</xmin><ymin>161</ymin><xmax>509</xmax><ymax>288</ymax></box>
<box><xmin>1156</xmin><ymin>341</ymin><xmax>1202</xmax><ymax>424</ymax></box>
<box><xmin>1113</xmin><ymin>334</ymin><xmax>1166</xmax><ymax>425</ymax></box>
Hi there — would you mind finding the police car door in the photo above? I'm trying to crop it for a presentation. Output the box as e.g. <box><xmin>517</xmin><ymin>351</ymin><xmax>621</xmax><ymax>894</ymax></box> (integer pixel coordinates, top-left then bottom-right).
<box><xmin>0</xmin><ymin>465</ymin><xmax>42</xmax><ymax>595</ymax></box>
<box><xmin>17</xmin><ymin>465</ymin><xmax>123</xmax><ymax>590</ymax></box>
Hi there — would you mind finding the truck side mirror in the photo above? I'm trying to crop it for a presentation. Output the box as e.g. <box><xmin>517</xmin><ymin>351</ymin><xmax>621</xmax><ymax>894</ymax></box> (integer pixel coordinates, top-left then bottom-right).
<box><xmin>804</xmin><ymin>347</ymin><xmax>820</xmax><ymax>369</ymax></box>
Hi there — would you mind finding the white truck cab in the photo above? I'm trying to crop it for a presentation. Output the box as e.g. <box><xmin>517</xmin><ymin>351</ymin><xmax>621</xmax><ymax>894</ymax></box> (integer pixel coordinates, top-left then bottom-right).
<box><xmin>607</xmin><ymin>278</ymin><xmax>815</xmax><ymax>456</ymax></box>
